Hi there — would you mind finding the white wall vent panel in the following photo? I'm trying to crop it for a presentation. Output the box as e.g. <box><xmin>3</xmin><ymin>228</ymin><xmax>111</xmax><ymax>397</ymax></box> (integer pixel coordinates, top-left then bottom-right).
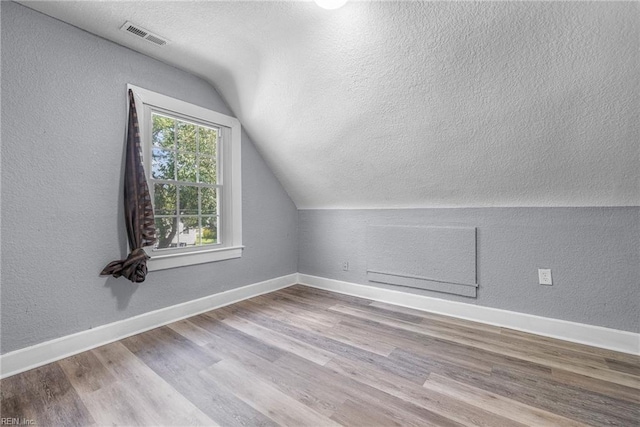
<box><xmin>366</xmin><ymin>226</ymin><xmax>478</xmax><ymax>298</ymax></box>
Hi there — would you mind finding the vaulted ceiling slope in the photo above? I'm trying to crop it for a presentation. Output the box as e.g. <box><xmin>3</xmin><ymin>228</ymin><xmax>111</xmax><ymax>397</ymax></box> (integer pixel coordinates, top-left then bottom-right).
<box><xmin>20</xmin><ymin>1</ymin><xmax>639</xmax><ymax>208</ymax></box>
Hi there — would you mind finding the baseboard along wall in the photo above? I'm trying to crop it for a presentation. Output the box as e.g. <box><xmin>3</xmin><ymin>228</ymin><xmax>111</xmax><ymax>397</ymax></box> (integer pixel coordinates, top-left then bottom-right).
<box><xmin>297</xmin><ymin>274</ymin><xmax>640</xmax><ymax>356</ymax></box>
<box><xmin>2</xmin><ymin>272</ymin><xmax>637</xmax><ymax>379</ymax></box>
<box><xmin>0</xmin><ymin>274</ymin><xmax>298</xmax><ymax>379</ymax></box>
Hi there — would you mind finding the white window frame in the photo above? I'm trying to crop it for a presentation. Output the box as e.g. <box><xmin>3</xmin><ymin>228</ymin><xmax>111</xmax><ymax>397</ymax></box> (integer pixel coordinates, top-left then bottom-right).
<box><xmin>128</xmin><ymin>84</ymin><xmax>243</xmax><ymax>271</ymax></box>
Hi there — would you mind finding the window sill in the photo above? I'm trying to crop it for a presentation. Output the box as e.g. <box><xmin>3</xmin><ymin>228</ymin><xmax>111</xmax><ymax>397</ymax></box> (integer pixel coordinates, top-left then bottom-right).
<box><xmin>145</xmin><ymin>245</ymin><xmax>244</xmax><ymax>271</ymax></box>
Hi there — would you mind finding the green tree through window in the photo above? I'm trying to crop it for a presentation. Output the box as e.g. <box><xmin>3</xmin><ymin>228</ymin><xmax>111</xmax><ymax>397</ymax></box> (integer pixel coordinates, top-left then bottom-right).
<box><xmin>150</xmin><ymin>113</ymin><xmax>219</xmax><ymax>249</ymax></box>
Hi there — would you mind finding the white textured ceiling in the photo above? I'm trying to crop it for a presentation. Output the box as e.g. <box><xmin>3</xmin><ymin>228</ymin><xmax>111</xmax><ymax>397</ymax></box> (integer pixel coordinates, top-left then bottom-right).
<box><xmin>19</xmin><ymin>1</ymin><xmax>639</xmax><ymax>208</ymax></box>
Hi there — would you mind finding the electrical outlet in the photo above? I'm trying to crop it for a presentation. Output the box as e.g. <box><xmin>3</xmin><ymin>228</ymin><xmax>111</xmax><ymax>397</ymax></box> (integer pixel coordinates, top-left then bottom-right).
<box><xmin>342</xmin><ymin>261</ymin><xmax>349</xmax><ymax>271</ymax></box>
<box><xmin>538</xmin><ymin>269</ymin><xmax>552</xmax><ymax>286</ymax></box>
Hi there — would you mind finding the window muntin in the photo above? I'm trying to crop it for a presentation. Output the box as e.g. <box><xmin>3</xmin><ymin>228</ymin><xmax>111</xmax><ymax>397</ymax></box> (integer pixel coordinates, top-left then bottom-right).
<box><xmin>149</xmin><ymin>112</ymin><xmax>221</xmax><ymax>251</ymax></box>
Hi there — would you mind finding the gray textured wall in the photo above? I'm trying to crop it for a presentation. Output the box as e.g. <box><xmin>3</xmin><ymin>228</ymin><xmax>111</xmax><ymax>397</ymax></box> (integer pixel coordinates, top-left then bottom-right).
<box><xmin>0</xmin><ymin>2</ymin><xmax>297</xmax><ymax>354</ymax></box>
<box><xmin>298</xmin><ymin>208</ymin><xmax>640</xmax><ymax>333</ymax></box>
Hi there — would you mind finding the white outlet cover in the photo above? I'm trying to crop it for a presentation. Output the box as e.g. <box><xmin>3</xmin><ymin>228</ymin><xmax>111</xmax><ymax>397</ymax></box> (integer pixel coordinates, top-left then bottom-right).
<box><xmin>538</xmin><ymin>269</ymin><xmax>553</xmax><ymax>285</ymax></box>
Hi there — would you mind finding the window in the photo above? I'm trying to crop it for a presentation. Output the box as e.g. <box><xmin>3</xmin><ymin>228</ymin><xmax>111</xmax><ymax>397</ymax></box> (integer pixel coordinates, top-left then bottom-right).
<box><xmin>128</xmin><ymin>84</ymin><xmax>242</xmax><ymax>270</ymax></box>
<box><xmin>151</xmin><ymin>113</ymin><xmax>219</xmax><ymax>249</ymax></box>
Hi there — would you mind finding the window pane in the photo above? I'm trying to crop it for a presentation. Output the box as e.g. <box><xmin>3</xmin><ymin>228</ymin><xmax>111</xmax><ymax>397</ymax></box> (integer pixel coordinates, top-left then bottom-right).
<box><xmin>201</xmin><ymin>187</ymin><xmax>217</xmax><ymax>215</ymax></box>
<box><xmin>198</xmin><ymin>156</ymin><xmax>216</xmax><ymax>184</ymax></box>
<box><xmin>178</xmin><ymin>217</ymin><xmax>199</xmax><ymax>247</ymax></box>
<box><xmin>152</xmin><ymin>149</ymin><xmax>174</xmax><ymax>180</ymax></box>
<box><xmin>199</xmin><ymin>127</ymin><xmax>217</xmax><ymax>156</ymax></box>
<box><xmin>179</xmin><ymin>185</ymin><xmax>198</xmax><ymax>216</ymax></box>
<box><xmin>152</xmin><ymin>115</ymin><xmax>174</xmax><ymax>149</ymax></box>
<box><xmin>153</xmin><ymin>183</ymin><xmax>176</xmax><ymax>216</ymax></box>
<box><xmin>176</xmin><ymin>152</ymin><xmax>197</xmax><ymax>182</ymax></box>
<box><xmin>200</xmin><ymin>216</ymin><xmax>218</xmax><ymax>245</ymax></box>
<box><xmin>176</xmin><ymin>121</ymin><xmax>197</xmax><ymax>152</ymax></box>
<box><xmin>155</xmin><ymin>216</ymin><xmax>178</xmax><ymax>249</ymax></box>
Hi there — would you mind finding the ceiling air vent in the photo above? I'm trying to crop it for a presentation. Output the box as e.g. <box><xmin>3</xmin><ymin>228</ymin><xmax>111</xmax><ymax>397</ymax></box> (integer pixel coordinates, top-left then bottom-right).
<box><xmin>120</xmin><ymin>21</ymin><xmax>168</xmax><ymax>46</ymax></box>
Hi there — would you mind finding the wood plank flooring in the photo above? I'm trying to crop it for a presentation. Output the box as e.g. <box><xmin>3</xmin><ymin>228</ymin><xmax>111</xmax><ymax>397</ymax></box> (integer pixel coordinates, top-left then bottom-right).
<box><xmin>1</xmin><ymin>285</ymin><xmax>639</xmax><ymax>426</ymax></box>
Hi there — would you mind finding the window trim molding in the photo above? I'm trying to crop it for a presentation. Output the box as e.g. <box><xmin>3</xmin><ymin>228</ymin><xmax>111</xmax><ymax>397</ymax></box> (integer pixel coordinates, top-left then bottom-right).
<box><xmin>127</xmin><ymin>84</ymin><xmax>243</xmax><ymax>270</ymax></box>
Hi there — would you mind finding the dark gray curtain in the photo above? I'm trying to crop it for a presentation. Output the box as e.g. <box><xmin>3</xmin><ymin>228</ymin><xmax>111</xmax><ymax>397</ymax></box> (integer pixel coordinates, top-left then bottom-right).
<box><xmin>101</xmin><ymin>89</ymin><xmax>157</xmax><ymax>282</ymax></box>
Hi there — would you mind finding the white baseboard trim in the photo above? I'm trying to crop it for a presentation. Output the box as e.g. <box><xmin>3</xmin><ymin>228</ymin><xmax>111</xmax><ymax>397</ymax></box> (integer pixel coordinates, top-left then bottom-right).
<box><xmin>297</xmin><ymin>274</ymin><xmax>640</xmax><ymax>355</ymax></box>
<box><xmin>0</xmin><ymin>274</ymin><xmax>298</xmax><ymax>379</ymax></box>
<box><xmin>3</xmin><ymin>272</ymin><xmax>637</xmax><ymax>379</ymax></box>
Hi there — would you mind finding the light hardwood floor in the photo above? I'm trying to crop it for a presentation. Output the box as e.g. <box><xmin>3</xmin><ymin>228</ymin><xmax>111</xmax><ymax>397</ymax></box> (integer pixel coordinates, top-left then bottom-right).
<box><xmin>1</xmin><ymin>285</ymin><xmax>639</xmax><ymax>426</ymax></box>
